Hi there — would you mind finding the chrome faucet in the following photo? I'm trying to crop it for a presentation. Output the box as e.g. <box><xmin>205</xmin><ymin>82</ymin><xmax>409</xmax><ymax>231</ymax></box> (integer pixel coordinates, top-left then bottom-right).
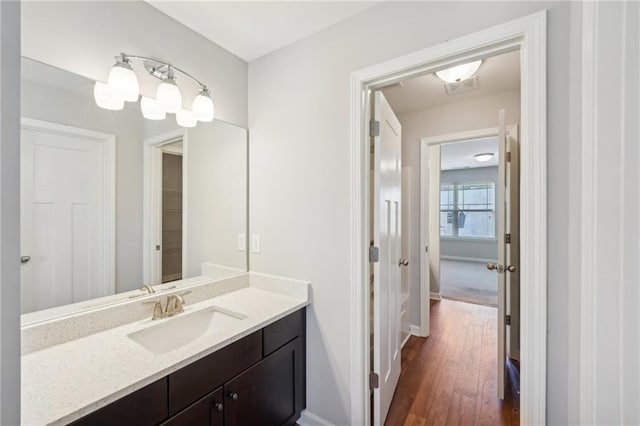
<box><xmin>143</xmin><ymin>291</ymin><xmax>192</xmax><ymax>320</ymax></box>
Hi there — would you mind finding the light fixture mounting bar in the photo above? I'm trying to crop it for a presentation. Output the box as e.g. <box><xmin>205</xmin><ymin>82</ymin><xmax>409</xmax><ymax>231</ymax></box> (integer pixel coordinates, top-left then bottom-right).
<box><xmin>120</xmin><ymin>53</ymin><xmax>208</xmax><ymax>89</ymax></box>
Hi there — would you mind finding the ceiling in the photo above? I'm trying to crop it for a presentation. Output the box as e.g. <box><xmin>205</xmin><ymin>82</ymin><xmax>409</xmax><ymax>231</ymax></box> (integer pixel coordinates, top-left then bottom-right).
<box><xmin>146</xmin><ymin>1</ymin><xmax>379</xmax><ymax>62</ymax></box>
<box><xmin>441</xmin><ymin>137</ymin><xmax>499</xmax><ymax>171</ymax></box>
<box><xmin>382</xmin><ymin>50</ymin><xmax>520</xmax><ymax>114</ymax></box>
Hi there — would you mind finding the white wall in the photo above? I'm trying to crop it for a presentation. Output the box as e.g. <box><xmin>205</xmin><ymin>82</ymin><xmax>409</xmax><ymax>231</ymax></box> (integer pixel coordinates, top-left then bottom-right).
<box><xmin>0</xmin><ymin>2</ymin><xmax>21</xmax><ymax>423</ymax></box>
<box><xmin>185</xmin><ymin>122</ymin><xmax>247</xmax><ymax>276</ymax></box>
<box><xmin>21</xmin><ymin>1</ymin><xmax>248</xmax><ymax>128</ymax></box>
<box><xmin>248</xmin><ymin>3</ymin><xmax>572</xmax><ymax>424</ymax></box>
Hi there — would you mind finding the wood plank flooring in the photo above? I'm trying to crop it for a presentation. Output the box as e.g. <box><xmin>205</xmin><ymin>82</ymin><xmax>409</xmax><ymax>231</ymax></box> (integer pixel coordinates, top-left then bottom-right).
<box><xmin>385</xmin><ymin>299</ymin><xmax>519</xmax><ymax>426</ymax></box>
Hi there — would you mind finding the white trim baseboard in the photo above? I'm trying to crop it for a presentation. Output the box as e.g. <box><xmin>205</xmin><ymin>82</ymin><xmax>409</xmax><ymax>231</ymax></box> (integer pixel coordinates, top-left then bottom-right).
<box><xmin>350</xmin><ymin>10</ymin><xmax>547</xmax><ymax>426</ymax></box>
<box><xmin>297</xmin><ymin>410</ymin><xmax>335</xmax><ymax>426</ymax></box>
<box><xmin>409</xmin><ymin>324</ymin><xmax>422</xmax><ymax>336</ymax></box>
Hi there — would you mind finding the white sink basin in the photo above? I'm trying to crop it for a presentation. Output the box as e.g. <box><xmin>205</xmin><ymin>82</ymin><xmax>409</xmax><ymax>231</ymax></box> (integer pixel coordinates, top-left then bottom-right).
<box><xmin>127</xmin><ymin>306</ymin><xmax>246</xmax><ymax>355</ymax></box>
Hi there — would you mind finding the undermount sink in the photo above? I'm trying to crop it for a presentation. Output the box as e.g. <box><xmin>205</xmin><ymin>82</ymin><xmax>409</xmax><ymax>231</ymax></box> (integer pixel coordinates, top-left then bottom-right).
<box><xmin>127</xmin><ymin>306</ymin><xmax>247</xmax><ymax>355</ymax></box>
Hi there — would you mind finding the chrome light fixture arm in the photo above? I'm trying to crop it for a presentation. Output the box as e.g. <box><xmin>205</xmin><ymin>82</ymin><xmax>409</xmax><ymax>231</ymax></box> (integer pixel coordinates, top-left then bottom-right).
<box><xmin>118</xmin><ymin>53</ymin><xmax>208</xmax><ymax>91</ymax></box>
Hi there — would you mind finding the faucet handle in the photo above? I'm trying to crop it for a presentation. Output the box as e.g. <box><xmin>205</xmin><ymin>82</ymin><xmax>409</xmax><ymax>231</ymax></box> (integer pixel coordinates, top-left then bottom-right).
<box><xmin>171</xmin><ymin>291</ymin><xmax>192</xmax><ymax>314</ymax></box>
<box><xmin>143</xmin><ymin>299</ymin><xmax>164</xmax><ymax>320</ymax></box>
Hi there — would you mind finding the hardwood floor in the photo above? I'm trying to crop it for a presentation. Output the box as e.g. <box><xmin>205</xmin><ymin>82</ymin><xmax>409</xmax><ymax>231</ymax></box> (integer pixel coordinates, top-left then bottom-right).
<box><xmin>385</xmin><ymin>299</ymin><xmax>519</xmax><ymax>426</ymax></box>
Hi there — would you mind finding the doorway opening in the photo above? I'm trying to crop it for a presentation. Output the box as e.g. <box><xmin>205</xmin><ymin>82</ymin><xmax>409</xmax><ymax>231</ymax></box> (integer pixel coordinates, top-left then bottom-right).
<box><xmin>352</xmin><ymin>11</ymin><xmax>546</xmax><ymax>426</ymax></box>
<box><xmin>160</xmin><ymin>141</ymin><xmax>184</xmax><ymax>283</ymax></box>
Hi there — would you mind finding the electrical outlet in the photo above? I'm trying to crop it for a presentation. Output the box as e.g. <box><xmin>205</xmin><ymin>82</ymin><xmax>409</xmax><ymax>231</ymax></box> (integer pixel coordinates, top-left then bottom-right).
<box><xmin>251</xmin><ymin>234</ymin><xmax>261</xmax><ymax>253</ymax></box>
<box><xmin>237</xmin><ymin>234</ymin><xmax>246</xmax><ymax>252</ymax></box>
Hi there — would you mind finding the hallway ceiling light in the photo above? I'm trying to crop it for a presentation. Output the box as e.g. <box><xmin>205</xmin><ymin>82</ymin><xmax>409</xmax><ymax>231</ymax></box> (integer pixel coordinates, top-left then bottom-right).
<box><xmin>93</xmin><ymin>53</ymin><xmax>215</xmax><ymax>127</ymax></box>
<box><xmin>474</xmin><ymin>152</ymin><xmax>494</xmax><ymax>162</ymax></box>
<box><xmin>435</xmin><ymin>60</ymin><xmax>482</xmax><ymax>83</ymax></box>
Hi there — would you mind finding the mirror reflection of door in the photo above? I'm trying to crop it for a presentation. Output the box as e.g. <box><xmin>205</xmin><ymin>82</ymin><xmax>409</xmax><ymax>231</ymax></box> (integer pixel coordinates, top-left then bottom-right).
<box><xmin>160</xmin><ymin>142</ymin><xmax>184</xmax><ymax>283</ymax></box>
<box><xmin>20</xmin><ymin>119</ymin><xmax>115</xmax><ymax>313</ymax></box>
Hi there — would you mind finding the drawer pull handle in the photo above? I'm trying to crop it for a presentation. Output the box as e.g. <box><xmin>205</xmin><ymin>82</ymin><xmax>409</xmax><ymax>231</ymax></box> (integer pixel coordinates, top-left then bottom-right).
<box><xmin>230</xmin><ymin>392</ymin><xmax>239</xmax><ymax>401</ymax></box>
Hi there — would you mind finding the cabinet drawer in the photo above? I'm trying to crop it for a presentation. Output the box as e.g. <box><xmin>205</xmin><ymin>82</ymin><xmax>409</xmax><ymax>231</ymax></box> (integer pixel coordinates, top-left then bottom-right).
<box><xmin>162</xmin><ymin>387</ymin><xmax>224</xmax><ymax>426</ymax></box>
<box><xmin>169</xmin><ymin>330</ymin><xmax>261</xmax><ymax>415</ymax></box>
<box><xmin>263</xmin><ymin>310</ymin><xmax>304</xmax><ymax>357</ymax></box>
<box><xmin>71</xmin><ymin>378</ymin><xmax>168</xmax><ymax>426</ymax></box>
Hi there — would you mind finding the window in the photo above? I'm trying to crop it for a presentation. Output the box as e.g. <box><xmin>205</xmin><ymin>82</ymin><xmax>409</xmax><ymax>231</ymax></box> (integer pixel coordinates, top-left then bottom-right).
<box><xmin>440</xmin><ymin>182</ymin><xmax>495</xmax><ymax>239</ymax></box>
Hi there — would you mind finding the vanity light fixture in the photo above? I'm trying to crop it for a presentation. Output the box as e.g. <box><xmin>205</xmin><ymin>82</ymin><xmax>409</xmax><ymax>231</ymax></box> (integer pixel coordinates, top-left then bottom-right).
<box><xmin>93</xmin><ymin>53</ymin><xmax>215</xmax><ymax>128</ymax></box>
<box><xmin>435</xmin><ymin>60</ymin><xmax>482</xmax><ymax>83</ymax></box>
<box><xmin>474</xmin><ymin>152</ymin><xmax>494</xmax><ymax>162</ymax></box>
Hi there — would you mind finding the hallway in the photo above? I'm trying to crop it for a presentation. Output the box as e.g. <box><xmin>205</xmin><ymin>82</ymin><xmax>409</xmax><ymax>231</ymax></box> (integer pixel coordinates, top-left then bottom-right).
<box><xmin>385</xmin><ymin>299</ymin><xmax>519</xmax><ymax>425</ymax></box>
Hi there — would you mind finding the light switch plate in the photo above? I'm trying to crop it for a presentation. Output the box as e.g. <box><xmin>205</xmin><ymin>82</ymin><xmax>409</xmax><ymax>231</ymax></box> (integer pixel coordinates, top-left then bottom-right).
<box><xmin>237</xmin><ymin>234</ymin><xmax>246</xmax><ymax>252</ymax></box>
<box><xmin>251</xmin><ymin>234</ymin><xmax>261</xmax><ymax>253</ymax></box>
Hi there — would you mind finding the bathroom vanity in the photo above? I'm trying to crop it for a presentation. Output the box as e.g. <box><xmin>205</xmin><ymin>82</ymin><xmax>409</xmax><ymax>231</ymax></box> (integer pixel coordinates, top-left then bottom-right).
<box><xmin>21</xmin><ymin>273</ymin><xmax>309</xmax><ymax>425</ymax></box>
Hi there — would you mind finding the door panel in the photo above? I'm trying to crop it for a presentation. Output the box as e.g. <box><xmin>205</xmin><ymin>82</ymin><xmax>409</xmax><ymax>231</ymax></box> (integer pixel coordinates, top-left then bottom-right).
<box><xmin>21</xmin><ymin>126</ymin><xmax>108</xmax><ymax>313</ymax></box>
<box><xmin>497</xmin><ymin>109</ymin><xmax>506</xmax><ymax>399</ymax></box>
<box><xmin>372</xmin><ymin>91</ymin><xmax>402</xmax><ymax>424</ymax></box>
<box><xmin>506</xmin><ymin>125</ymin><xmax>520</xmax><ymax>361</ymax></box>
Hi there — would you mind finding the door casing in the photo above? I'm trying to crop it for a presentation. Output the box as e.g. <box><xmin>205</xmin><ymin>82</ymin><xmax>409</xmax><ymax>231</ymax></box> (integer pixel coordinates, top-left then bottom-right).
<box><xmin>349</xmin><ymin>10</ymin><xmax>547</xmax><ymax>426</ymax></box>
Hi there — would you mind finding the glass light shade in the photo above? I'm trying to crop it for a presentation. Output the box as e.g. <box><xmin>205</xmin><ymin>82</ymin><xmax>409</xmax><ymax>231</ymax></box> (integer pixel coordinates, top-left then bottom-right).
<box><xmin>435</xmin><ymin>60</ymin><xmax>482</xmax><ymax>83</ymax></box>
<box><xmin>176</xmin><ymin>109</ymin><xmax>197</xmax><ymax>128</ymax></box>
<box><xmin>156</xmin><ymin>79</ymin><xmax>182</xmax><ymax>114</ymax></box>
<box><xmin>474</xmin><ymin>153</ymin><xmax>494</xmax><ymax>162</ymax></box>
<box><xmin>93</xmin><ymin>81</ymin><xmax>124</xmax><ymax>111</ymax></box>
<box><xmin>140</xmin><ymin>96</ymin><xmax>166</xmax><ymax>120</ymax></box>
<box><xmin>107</xmin><ymin>62</ymin><xmax>139</xmax><ymax>102</ymax></box>
<box><xmin>192</xmin><ymin>91</ymin><xmax>215</xmax><ymax>122</ymax></box>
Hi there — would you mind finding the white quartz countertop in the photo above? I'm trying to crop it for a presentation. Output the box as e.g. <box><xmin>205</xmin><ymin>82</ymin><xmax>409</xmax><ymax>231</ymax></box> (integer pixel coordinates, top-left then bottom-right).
<box><xmin>21</xmin><ymin>274</ymin><xmax>309</xmax><ymax>426</ymax></box>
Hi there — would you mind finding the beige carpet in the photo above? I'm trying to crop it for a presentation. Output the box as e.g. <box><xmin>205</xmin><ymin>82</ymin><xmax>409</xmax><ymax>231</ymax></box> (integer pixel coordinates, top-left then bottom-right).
<box><xmin>439</xmin><ymin>259</ymin><xmax>498</xmax><ymax>307</ymax></box>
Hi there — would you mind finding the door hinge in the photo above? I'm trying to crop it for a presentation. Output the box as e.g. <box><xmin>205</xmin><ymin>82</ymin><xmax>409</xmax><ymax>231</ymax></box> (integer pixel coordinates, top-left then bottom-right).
<box><xmin>505</xmin><ymin>234</ymin><xmax>511</xmax><ymax>244</ymax></box>
<box><xmin>369</xmin><ymin>246</ymin><xmax>380</xmax><ymax>263</ymax></box>
<box><xmin>505</xmin><ymin>315</ymin><xmax>511</xmax><ymax>326</ymax></box>
<box><xmin>370</xmin><ymin>371</ymin><xmax>380</xmax><ymax>389</ymax></box>
<box><xmin>506</xmin><ymin>152</ymin><xmax>511</xmax><ymax>162</ymax></box>
<box><xmin>370</xmin><ymin>120</ymin><xmax>380</xmax><ymax>137</ymax></box>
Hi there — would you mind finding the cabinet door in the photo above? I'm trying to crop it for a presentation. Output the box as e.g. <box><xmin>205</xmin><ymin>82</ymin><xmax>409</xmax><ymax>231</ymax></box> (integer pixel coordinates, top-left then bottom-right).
<box><xmin>225</xmin><ymin>337</ymin><xmax>304</xmax><ymax>426</ymax></box>
<box><xmin>162</xmin><ymin>387</ymin><xmax>224</xmax><ymax>426</ymax></box>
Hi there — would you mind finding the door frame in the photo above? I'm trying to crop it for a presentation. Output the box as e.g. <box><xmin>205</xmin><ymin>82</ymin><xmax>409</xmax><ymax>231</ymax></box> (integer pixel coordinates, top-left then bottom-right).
<box><xmin>142</xmin><ymin>129</ymin><xmax>187</xmax><ymax>285</ymax></box>
<box><xmin>419</xmin><ymin>126</ymin><xmax>502</xmax><ymax>334</ymax></box>
<box><xmin>20</xmin><ymin>117</ymin><xmax>116</xmax><ymax>296</ymax></box>
<box><xmin>349</xmin><ymin>11</ymin><xmax>547</xmax><ymax>425</ymax></box>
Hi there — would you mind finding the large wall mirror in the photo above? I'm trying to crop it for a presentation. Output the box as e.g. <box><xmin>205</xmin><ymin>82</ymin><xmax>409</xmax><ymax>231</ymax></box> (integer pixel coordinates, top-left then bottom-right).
<box><xmin>21</xmin><ymin>57</ymin><xmax>248</xmax><ymax>324</ymax></box>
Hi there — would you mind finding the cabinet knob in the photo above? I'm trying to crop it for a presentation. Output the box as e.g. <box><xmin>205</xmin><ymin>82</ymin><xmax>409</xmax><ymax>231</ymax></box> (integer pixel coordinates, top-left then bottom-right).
<box><xmin>230</xmin><ymin>392</ymin><xmax>239</xmax><ymax>401</ymax></box>
<box><xmin>213</xmin><ymin>402</ymin><xmax>223</xmax><ymax>412</ymax></box>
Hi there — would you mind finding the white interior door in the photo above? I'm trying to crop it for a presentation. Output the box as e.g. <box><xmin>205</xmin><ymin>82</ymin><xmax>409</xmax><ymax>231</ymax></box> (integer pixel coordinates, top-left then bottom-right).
<box><xmin>372</xmin><ymin>91</ymin><xmax>402</xmax><ymax>425</ymax></box>
<box><xmin>21</xmin><ymin>121</ymin><xmax>113</xmax><ymax>313</ymax></box>
<box><xmin>493</xmin><ymin>109</ymin><xmax>519</xmax><ymax>399</ymax></box>
<box><xmin>506</xmin><ymin>125</ymin><xmax>520</xmax><ymax>362</ymax></box>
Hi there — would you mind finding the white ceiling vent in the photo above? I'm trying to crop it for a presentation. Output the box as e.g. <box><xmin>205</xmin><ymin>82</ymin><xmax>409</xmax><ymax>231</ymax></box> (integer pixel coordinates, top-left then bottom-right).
<box><xmin>444</xmin><ymin>76</ymin><xmax>479</xmax><ymax>95</ymax></box>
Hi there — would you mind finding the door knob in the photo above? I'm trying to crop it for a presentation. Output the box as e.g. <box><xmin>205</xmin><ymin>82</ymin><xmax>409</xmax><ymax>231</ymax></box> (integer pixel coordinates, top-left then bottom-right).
<box><xmin>506</xmin><ymin>265</ymin><xmax>517</xmax><ymax>273</ymax></box>
<box><xmin>229</xmin><ymin>392</ymin><xmax>239</xmax><ymax>401</ymax></box>
<box><xmin>398</xmin><ymin>259</ymin><xmax>409</xmax><ymax>266</ymax></box>
<box><xmin>486</xmin><ymin>263</ymin><xmax>497</xmax><ymax>271</ymax></box>
<box><xmin>212</xmin><ymin>402</ymin><xmax>223</xmax><ymax>412</ymax></box>
<box><xmin>21</xmin><ymin>255</ymin><xmax>31</xmax><ymax>264</ymax></box>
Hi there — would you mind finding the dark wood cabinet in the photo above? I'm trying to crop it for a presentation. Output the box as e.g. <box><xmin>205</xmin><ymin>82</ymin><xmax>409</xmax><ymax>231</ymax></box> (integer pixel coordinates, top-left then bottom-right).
<box><xmin>70</xmin><ymin>378</ymin><xmax>168</xmax><ymax>426</ymax></box>
<box><xmin>162</xmin><ymin>387</ymin><xmax>224</xmax><ymax>426</ymax></box>
<box><xmin>225</xmin><ymin>337</ymin><xmax>304</xmax><ymax>426</ymax></box>
<box><xmin>71</xmin><ymin>309</ymin><xmax>306</xmax><ymax>426</ymax></box>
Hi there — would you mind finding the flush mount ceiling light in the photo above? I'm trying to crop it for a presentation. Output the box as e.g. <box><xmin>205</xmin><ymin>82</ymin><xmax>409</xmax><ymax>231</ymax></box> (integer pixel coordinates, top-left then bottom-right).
<box><xmin>474</xmin><ymin>152</ymin><xmax>494</xmax><ymax>162</ymax></box>
<box><xmin>93</xmin><ymin>53</ymin><xmax>215</xmax><ymax>128</ymax></box>
<box><xmin>435</xmin><ymin>60</ymin><xmax>482</xmax><ymax>83</ymax></box>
